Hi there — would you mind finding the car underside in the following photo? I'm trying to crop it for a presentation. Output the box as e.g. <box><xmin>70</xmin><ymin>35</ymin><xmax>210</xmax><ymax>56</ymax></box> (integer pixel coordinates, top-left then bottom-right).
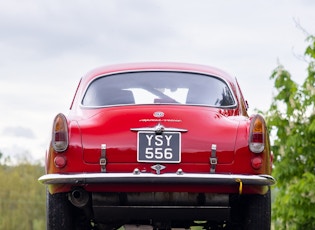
<box><xmin>47</xmin><ymin>187</ymin><xmax>272</xmax><ymax>229</ymax></box>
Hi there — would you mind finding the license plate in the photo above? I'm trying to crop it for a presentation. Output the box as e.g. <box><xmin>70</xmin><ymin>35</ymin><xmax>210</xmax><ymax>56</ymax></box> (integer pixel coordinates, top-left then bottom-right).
<box><xmin>137</xmin><ymin>131</ymin><xmax>181</xmax><ymax>163</ymax></box>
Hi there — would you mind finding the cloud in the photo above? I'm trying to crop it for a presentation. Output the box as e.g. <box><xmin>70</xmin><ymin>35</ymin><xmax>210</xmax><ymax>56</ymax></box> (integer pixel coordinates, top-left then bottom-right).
<box><xmin>0</xmin><ymin>1</ymin><xmax>174</xmax><ymax>62</ymax></box>
<box><xmin>2</xmin><ymin>126</ymin><xmax>36</xmax><ymax>139</ymax></box>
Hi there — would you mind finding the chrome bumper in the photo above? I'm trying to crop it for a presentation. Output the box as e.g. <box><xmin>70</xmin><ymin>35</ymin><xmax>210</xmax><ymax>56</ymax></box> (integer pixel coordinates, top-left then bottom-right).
<box><xmin>39</xmin><ymin>172</ymin><xmax>275</xmax><ymax>186</ymax></box>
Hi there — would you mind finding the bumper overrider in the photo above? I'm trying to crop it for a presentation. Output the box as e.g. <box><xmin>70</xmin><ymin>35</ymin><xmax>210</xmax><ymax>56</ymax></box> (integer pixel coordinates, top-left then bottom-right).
<box><xmin>39</xmin><ymin>172</ymin><xmax>275</xmax><ymax>187</ymax></box>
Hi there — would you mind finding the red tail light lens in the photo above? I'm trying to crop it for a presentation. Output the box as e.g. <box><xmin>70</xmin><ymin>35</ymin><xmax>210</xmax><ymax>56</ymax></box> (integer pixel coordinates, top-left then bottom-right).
<box><xmin>52</xmin><ymin>113</ymin><xmax>68</xmax><ymax>152</ymax></box>
<box><xmin>249</xmin><ymin>115</ymin><xmax>265</xmax><ymax>153</ymax></box>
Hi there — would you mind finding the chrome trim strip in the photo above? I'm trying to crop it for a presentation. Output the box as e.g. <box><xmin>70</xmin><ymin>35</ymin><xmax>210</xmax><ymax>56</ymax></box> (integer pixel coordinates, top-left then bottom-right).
<box><xmin>131</xmin><ymin>126</ymin><xmax>188</xmax><ymax>133</ymax></box>
<box><xmin>39</xmin><ymin>173</ymin><xmax>275</xmax><ymax>186</ymax></box>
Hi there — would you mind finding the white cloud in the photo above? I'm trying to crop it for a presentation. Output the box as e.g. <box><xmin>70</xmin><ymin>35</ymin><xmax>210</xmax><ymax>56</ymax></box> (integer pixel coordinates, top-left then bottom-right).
<box><xmin>2</xmin><ymin>126</ymin><xmax>35</xmax><ymax>138</ymax></box>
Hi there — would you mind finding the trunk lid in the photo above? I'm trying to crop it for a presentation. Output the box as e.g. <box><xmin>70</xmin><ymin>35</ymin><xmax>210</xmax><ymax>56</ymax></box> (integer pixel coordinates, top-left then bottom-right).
<box><xmin>79</xmin><ymin>106</ymin><xmax>240</xmax><ymax>171</ymax></box>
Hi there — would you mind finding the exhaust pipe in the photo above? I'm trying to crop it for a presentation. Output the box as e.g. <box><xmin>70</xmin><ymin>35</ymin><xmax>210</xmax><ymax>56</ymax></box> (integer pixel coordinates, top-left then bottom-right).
<box><xmin>68</xmin><ymin>188</ymin><xmax>90</xmax><ymax>208</ymax></box>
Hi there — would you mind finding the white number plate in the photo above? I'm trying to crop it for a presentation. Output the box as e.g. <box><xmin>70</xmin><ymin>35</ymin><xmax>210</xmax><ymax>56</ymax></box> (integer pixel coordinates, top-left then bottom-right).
<box><xmin>137</xmin><ymin>132</ymin><xmax>181</xmax><ymax>163</ymax></box>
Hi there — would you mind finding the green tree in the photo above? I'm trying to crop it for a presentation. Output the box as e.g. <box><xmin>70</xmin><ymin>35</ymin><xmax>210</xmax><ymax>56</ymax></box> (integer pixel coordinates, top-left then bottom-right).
<box><xmin>0</xmin><ymin>162</ymin><xmax>46</xmax><ymax>230</ymax></box>
<box><xmin>265</xmin><ymin>35</ymin><xmax>315</xmax><ymax>229</ymax></box>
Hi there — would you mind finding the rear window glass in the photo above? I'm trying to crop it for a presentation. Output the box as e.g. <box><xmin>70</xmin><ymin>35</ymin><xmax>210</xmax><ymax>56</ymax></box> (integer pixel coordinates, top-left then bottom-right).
<box><xmin>82</xmin><ymin>71</ymin><xmax>236</xmax><ymax>107</ymax></box>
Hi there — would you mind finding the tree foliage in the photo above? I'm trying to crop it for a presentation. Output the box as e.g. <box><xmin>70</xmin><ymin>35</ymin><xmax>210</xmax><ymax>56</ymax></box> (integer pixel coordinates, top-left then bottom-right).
<box><xmin>0</xmin><ymin>159</ymin><xmax>46</xmax><ymax>230</ymax></box>
<box><xmin>265</xmin><ymin>35</ymin><xmax>315</xmax><ymax>229</ymax></box>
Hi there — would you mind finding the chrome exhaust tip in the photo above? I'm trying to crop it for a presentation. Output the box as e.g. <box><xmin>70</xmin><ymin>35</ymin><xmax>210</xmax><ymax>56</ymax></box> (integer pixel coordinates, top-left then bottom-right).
<box><xmin>68</xmin><ymin>188</ymin><xmax>89</xmax><ymax>208</ymax></box>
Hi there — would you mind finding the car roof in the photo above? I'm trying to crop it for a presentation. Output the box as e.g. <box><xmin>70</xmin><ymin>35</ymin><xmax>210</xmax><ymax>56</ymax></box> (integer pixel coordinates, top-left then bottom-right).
<box><xmin>81</xmin><ymin>62</ymin><xmax>236</xmax><ymax>85</ymax></box>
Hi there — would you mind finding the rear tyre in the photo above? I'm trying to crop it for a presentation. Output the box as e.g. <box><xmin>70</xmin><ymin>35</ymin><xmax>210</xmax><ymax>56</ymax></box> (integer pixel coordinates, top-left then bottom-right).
<box><xmin>47</xmin><ymin>191</ymin><xmax>74</xmax><ymax>230</ymax></box>
<box><xmin>230</xmin><ymin>189</ymin><xmax>271</xmax><ymax>230</ymax></box>
<box><xmin>244</xmin><ymin>189</ymin><xmax>271</xmax><ymax>230</ymax></box>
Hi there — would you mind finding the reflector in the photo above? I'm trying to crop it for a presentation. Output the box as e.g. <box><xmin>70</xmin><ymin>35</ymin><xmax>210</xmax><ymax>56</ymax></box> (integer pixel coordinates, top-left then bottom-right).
<box><xmin>251</xmin><ymin>156</ymin><xmax>262</xmax><ymax>170</ymax></box>
<box><xmin>54</xmin><ymin>155</ymin><xmax>67</xmax><ymax>168</ymax></box>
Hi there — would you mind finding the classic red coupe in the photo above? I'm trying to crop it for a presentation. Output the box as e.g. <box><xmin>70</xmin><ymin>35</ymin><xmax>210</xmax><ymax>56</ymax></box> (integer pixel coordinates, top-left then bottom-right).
<box><xmin>39</xmin><ymin>63</ymin><xmax>275</xmax><ymax>230</ymax></box>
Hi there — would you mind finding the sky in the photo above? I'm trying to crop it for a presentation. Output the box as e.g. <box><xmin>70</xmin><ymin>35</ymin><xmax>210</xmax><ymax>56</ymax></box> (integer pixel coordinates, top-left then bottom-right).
<box><xmin>0</xmin><ymin>0</ymin><xmax>314</xmax><ymax>163</ymax></box>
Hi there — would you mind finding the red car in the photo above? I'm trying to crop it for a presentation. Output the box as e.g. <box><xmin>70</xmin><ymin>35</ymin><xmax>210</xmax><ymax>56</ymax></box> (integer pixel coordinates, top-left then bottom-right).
<box><xmin>39</xmin><ymin>63</ymin><xmax>275</xmax><ymax>230</ymax></box>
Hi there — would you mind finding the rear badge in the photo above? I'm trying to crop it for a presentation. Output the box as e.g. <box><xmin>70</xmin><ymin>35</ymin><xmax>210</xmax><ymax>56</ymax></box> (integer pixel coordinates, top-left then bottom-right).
<box><xmin>153</xmin><ymin>111</ymin><xmax>164</xmax><ymax>118</ymax></box>
<box><xmin>151</xmin><ymin>164</ymin><xmax>166</xmax><ymax>175</ymax></box>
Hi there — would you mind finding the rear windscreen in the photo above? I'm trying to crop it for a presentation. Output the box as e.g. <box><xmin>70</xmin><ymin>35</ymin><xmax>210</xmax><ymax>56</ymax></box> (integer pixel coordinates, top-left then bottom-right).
<box><xmin>82</xmin><ymin>71</ymin><xmax>236</xmax><ymax>107</ymax></box>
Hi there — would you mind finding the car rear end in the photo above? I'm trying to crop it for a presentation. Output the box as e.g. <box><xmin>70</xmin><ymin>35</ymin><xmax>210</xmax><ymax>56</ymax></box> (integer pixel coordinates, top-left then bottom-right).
<box><xmin>39</xmin><ymin>63</ymin><xmax>275</xmax><ymax>230</ymax></box>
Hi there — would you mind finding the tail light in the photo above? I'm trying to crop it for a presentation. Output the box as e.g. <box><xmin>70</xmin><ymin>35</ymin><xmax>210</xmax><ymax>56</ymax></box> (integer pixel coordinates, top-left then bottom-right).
<box><xmin>249</xmin><ymin>114</ymin><xmax>265</xmax><ymax>153</ymax></box>
<box><xmin>52</xmin><ymin>113</ymin><xmax>69</xmax><ymax>152</ymax></box>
